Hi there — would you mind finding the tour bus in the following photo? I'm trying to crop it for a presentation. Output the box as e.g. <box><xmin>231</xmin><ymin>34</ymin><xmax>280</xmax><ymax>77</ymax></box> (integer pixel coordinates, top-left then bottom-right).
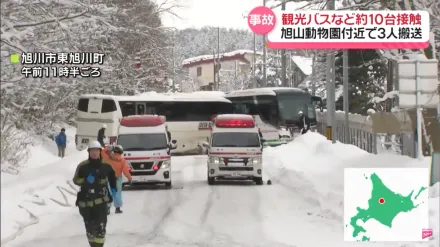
<box><xmin>224</xmin><ymin>87</ymin><xmax>323</xmax><ymax>144</ymax></box>
<box><xmin>117</xmin><ymin>115</ymin><xmax>176</xmax><ymax>188</ymax></box>
<box><xmin>75</xmin><ymin>93</ymin><xmax>233</xmax><ymax>153</ymax></box>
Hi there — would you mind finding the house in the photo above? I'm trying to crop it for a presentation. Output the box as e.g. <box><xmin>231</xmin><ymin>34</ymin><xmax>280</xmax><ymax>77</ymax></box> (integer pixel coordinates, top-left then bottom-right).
<box><xmin>290</xmin><ymin>55</ymin><xmax>313</xmax><ymax>87</ymax></box>
<box><xmin>181</xmin><ymin>50</ymin><xmax>262</xmax><ymax>92</ymax></box>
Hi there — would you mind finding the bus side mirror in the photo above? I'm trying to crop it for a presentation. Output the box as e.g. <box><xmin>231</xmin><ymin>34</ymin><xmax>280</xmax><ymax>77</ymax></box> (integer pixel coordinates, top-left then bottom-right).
<box><xmin>260</xmin><ymin>139</ymin><xmax>266</xmax><ymax>143</ymax></box>
<box><xmin>171</xmin><ymin>140</ymin><xmax>177</xmax><ymax>144</ymax></box>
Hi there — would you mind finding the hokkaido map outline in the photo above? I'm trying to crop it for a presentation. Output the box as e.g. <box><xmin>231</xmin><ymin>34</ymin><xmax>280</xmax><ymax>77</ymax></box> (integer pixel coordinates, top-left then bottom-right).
<box><xmin>344</xmin><ymin>168</ymin><xmax>429</xmax><ymax>241</ymax></box>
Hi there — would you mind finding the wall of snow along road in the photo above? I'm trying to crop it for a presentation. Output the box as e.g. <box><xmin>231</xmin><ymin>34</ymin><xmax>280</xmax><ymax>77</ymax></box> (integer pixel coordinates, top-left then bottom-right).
<box><xmin>263</xmin><ymin>132</ymin><xmax>439</xmax><ymax>244</ymax></box>
<box><xmin>1</xmin><ymin>126</ymin><xmax>85</xmax><ymax>245</ymax></box>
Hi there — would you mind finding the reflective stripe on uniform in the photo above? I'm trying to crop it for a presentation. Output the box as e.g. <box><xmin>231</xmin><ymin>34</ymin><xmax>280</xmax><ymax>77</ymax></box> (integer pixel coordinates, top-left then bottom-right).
<box><xmin>93</xmin><ymin>237</ymin><xmax>105</xmax><ymax>244</ymax></box>
<box><xmin>73</xmin><ymin>178</ymin><xmax>84</xmax><ymax>184</ymax></box>
<box><xmin>99</xmin><ymin>178</ymin><xmax>107</xmax><ymax>185</ymax></box>
<box><xmin>77</xmin><ymin>196</ymin><xmax>110</xmax><ymax>208</ymax></box>
<box><xmin>87</xmin><ymin>235</ymin><xmax>95</xmax><ymax>242</ymax></box>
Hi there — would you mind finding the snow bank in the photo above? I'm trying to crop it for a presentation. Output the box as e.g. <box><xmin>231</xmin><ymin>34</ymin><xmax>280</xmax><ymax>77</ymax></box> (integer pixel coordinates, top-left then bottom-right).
<box><xmin>1</xmin><ymin>126</ymin><xmax>86</xmax><ymax>245</ymax></box>
<box><xmin>264</xmin><ymin>132</ymin><xmax>439</xmax><ymax>246</ymax></box>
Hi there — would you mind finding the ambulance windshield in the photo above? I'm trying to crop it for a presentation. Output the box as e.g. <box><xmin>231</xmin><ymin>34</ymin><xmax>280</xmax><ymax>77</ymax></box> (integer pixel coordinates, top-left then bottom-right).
<box><xmin>211</xmin><ymin>132</ymin><xmax>260</xmax><ymax>147</ymax></box>
<box><xmin>117</xmin><ymin>133</ymin><xmax>168</xmax><ymax>151</ymax></box>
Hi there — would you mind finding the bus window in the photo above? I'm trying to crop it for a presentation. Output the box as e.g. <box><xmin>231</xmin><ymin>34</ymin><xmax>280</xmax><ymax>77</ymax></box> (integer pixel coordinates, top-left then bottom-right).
<box><xmin>157</xmin><ymin>102</ymin><xmax>233</xmax><ymax>121</ymax></box>
<box><xmin>136</xmin><ymin>103</ymin><xmax>145</xmax><ymax>115</ymax></box>
<box><xmin>78</xmin><ymin>98</ymin><xmax>89</xmax><ymax>112</ymax></box>
<box><xmin>119</xmin><ymin>101</ymin><xmax>135</xmax><ymax>117</ymax></box>
<box><xmin>229</xmin><ymin>96</ymin><xmax>258</xmax><ymax>115</ymax></box>
<box><xmin>255</xmin><ymin>95</ymin><xmax>278</xmax><ymax>126</ymax></box>
<box><xmin>101</xmin><ymin>99</ymin><xmax>117</xmax><ymax>113</ymax></box>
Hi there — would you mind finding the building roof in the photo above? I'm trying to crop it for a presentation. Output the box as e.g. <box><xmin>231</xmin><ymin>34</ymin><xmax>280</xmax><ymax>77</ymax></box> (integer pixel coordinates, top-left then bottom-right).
<box><xmin>291</xmin><ymin>56</ymin><xmax>313</xmax><ymax>76</ymax></box>
<box><xmin>182</xmin><ymin>50</ymin><xmax>262</xmax><ymax>68</ymax></box>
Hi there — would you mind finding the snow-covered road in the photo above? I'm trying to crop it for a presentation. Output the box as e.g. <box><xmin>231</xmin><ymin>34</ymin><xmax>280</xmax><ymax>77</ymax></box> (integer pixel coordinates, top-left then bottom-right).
<box><xmin>3</xmin><ymin>130</ymin><xmax>438</xmax><ymax>247</ymax></box>
<box><xmin>7</xmin><ymin>155</ymin><xmax>349</xmax><ymax>247</ymax></box>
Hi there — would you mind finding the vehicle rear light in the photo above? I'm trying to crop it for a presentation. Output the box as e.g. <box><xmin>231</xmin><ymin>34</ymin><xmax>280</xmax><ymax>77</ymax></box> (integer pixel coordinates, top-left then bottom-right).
<box><xmin>109</xmin><ymin>136</ymin><xmax>117</xmax><ymax>144</ymax></box>
<box><xmin>215</xmin><ymin>118</ymin><xmax>255</xmax><ymax>128</ymax></box>
<box><xmin>153</xmin><ymin>165</ymin><xmax>159</xmax><ymax>171</ymax></box>
<box><xmin>120</xmin><ymin>115</ymin><xmax>165</xmax><ymax>127</ymax></box>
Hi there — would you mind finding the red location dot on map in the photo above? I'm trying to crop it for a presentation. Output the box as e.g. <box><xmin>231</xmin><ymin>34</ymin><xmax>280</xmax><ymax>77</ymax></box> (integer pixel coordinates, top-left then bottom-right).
<box><xmin>379</xmin><ymin>198</ymin><xmax>385</xmax><ymax>204</ymax></box>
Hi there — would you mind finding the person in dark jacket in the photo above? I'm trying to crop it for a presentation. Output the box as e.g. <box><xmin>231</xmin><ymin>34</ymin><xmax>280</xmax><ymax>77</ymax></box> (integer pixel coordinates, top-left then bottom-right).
<box><xmin>97</xmin><ymin>124</ymin><xmax>107</xmax><ymax>147</ymax></box>
<box><xmin>73</xmin><ymin>141</ymin><xmax>117</xmax><ymax>247</ymax></box>
<box><xmin>55</xmin><ymin>128</ymin><xmax>67</xmax><ymax>157</ymax></box>
<box><xmin>297</xmin><ymin>111</ymin><xmax>311</xmax><ymax>135</ymax></box>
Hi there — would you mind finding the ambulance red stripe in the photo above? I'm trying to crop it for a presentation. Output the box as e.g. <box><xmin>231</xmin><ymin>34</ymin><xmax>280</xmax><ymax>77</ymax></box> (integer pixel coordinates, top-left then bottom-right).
<box><xmin>208</xmin><ymin>152</ymin><xmax>262</xmax><ymax>155</ymax></box>
<box><xmin>125</xmin><ymin>156</ymin><xmax>170</xmax><ymax>160</ymax></box>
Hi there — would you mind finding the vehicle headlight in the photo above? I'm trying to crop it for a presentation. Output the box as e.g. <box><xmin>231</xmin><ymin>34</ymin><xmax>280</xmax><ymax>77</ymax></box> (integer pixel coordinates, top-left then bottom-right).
<box><xmin>161</xmin><ymin>160</ymin><xmax>171</xmax><ymax>169</ymax></box>
<box><xmin>209</xmin><ymin>157</ymin><xmax>222</xmax><ymax>164</ymax></box>
<box><xmin>248</xmin><ymin>157</ymin><xmax>262</xmax><ymax>164</ymax></box>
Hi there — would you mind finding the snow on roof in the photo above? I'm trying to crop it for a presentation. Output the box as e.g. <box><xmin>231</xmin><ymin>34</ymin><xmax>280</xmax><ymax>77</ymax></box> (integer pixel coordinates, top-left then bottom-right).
<box><xmin>190</xmin><ymin>91</ymin><xmax>226</xmax><ymax>97</ymax></box>
<box><xmin>291</xmin><ymin>56</ymin><xmax>313</xmax><ymax>76</ymax></box>
<box><xmin>173</xmin><ymin>92</ymin><xmax>230</xmax><ymax>102</ymax></box>
<box><xmin>182</xmin><ymin>49</ymin><xmax>262</xmax><ymax>66</ymax></box>
<box><xmin>80</xmin><ymin>94</ymin><xmax>119</xmax><ymax>99</ymax></box>
<box><xmin>226</xmin><ymin>87</ymin><xmax>304</xmax><ymax>97</ymax></box>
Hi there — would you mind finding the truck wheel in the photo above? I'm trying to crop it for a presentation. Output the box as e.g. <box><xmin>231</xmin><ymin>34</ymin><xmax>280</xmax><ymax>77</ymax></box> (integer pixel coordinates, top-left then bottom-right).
<box><xmin>165</xmin><ymin>181</ymin><xmax>172</xmax><ymax>188</ymax></box>
<box><xmin>254</xmin><ymin>177</ymin><xmax>263</xmax><ymax>185</ymax></box>
<box><xmin>207</xmin><ymin>172</ymin><xmax>215</xmax><ymax>185</ymax></box>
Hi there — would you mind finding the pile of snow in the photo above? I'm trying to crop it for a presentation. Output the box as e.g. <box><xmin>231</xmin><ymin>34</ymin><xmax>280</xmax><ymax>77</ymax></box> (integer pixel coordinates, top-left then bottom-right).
<box><xmin>264</xmin><ymin>132</ymin><xmax>439</xmax><ymax>245</ymax></box>
<box><xmin>1</xmin><ymin>126</ymin><xmax>86</xmax><ymax>245</ymax></box>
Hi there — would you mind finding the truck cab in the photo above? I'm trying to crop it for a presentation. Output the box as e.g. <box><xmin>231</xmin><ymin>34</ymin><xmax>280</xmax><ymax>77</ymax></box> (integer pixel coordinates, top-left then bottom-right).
<box><xmin>117</xmin><ymin>115</ymin><xmax>177</xmax><ymax>188</ymax></box>
<box><xmin>203</xmin><ymin>114</ymin><xmax>264</xmax><ymax>185</ymax></box>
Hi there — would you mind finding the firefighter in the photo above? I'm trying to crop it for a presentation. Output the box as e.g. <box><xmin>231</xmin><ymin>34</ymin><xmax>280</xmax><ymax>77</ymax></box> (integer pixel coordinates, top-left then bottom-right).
<box><xmin>73</xmin><ymin>141</ymin><xmax>117</xmax><ymax>247</ymax></box>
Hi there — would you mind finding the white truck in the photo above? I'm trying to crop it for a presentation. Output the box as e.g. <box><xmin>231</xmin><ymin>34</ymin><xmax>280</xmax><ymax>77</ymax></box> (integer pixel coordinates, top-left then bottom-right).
<box><xmin>203</xmin><ymin>114</ymin><xmax>264</xmax><ymax>185</ymax></box>
<box><xmin>117</xmin><ymin>115</ymin><xmax>176</xmax><ymax>188</ymax></box>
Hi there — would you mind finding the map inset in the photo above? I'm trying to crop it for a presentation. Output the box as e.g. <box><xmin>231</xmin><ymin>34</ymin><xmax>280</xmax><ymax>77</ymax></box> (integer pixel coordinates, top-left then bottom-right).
<box><xmin>344</xmin><ymin>168</ymin><xmax>429</xmax><ymax>241</ymax></box>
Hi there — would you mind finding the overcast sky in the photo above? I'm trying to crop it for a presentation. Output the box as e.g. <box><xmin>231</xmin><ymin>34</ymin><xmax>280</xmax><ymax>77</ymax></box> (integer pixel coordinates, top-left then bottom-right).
<box><xmin>160</xmin><ymin>0</ymin><xmax>264</xmax><ymax>30</ymax></box>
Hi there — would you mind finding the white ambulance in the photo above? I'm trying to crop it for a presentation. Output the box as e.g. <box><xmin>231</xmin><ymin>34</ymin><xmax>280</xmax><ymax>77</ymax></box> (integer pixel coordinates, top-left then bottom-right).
<box><xmin>117</xmin><ymin>115</ymin><xmax>176</xmax><ymax>188</ymax></box>
<box><xmin>203</xmin><ymin>114</ymin><xmax>264</xmax><ymax>185</ymax></box>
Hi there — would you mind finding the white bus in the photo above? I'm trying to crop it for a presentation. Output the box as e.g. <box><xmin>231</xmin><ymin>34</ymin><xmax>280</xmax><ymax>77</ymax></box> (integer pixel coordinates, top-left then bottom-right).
<box><xmin>75</xmin><ymin>93</ymin><xmax>233</xmax><ymax>154</ymax></box>
<box><xmin>225</xmin><ymin>87</ymin><xmax>323</xmax><ymax>144</ymax></box>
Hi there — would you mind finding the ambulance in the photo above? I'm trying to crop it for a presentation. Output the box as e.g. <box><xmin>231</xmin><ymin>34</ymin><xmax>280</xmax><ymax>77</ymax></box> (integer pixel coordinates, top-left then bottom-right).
<box><xmin>117</xmin><ymin>115</ymin><xmax>177</xmax><ymax>188</ymax></box>
<box><xmin>203</xmin><ymin>114</ymin><xmax>264</xmax><ymax>185</ymax></box>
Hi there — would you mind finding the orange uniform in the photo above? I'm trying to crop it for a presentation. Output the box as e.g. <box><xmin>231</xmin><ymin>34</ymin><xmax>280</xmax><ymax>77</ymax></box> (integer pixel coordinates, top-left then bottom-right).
<box><xmin>101</xmin><ymin>149</ymin><xmax>132</xmax><ymax>180</ymax></box>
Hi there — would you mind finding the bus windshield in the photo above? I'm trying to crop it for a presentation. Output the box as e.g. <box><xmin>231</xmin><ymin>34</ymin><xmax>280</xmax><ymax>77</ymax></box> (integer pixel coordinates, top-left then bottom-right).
<box><xmin>276</xmin><ymin>93</ymin><xmax>315</xmax><ymax>121</ymax></box>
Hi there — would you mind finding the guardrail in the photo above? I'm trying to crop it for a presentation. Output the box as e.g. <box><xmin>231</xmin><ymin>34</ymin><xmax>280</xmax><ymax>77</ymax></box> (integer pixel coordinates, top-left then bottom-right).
<box><xmin>315</xmin><ymin>109</ymin><xmax>440</xmax><ymax>157</ymax></box>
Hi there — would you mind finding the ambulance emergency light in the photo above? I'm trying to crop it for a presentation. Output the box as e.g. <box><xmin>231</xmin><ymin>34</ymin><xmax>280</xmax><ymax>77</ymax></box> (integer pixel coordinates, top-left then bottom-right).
<box><xmin>214</xmin><ymin>116</ymin><xmax>255</xmax><ymax>128</ymax></box>
<box><xmin>120</xmin><ymin>115</ymin><xmax>165</xmax><ymax>127</ymax></box>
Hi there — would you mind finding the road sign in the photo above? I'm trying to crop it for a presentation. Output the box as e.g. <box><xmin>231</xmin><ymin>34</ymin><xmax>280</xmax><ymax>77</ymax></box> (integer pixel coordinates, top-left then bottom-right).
<box><xmin>398</xmin><ymin>59</ymin><xmax>439</xmax><ymax>108</ymax></box>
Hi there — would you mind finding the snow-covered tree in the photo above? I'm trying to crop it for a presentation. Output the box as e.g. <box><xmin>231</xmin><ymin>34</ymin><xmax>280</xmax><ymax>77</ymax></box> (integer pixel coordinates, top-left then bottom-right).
<box><xmin>1</xmin><ymin>0</ymin><xmax>178</xmax><ymax>168</ymax></box>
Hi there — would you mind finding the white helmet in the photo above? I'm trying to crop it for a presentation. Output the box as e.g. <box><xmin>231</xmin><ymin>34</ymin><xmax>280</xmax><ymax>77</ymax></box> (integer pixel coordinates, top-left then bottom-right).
<box><xmin>88</xmin><ymin>141</ymin><xmax>102</xmax><ymax>150</ymax></box>
<box><xmin>298</xmin><ymin>111</ymin><xmax>303</xmax><ymax>116</ymax></box>
<box><xmin>102</xmin><ymin>124</ymin><xmax>107</xmax><ymax>129</ymax></box>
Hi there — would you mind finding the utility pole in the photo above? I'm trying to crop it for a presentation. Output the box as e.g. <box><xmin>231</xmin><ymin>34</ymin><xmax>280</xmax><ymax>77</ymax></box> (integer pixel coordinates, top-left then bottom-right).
<box><xmin>281</xmin><ymin>1</ymin><xmax>287</xmax><ymax>87</ymax></box>
<box><xmin>217</xmin><ymin>27</ymin><xmax>221</xmax><ymax>90</ymax></box>
<box><xmin>252</xmin><ymin>33</ymin><xmax>257</xmax><ymax>88</ymax></box>
<box><xmin>311</xmin><ymin>53</ymin><xmax>316</xmax><ymax>95</ymax></box>
<box><xmin>172</xmin><ymin>32</ymin><xmax>176</xmax><ymax>92</ymax></box>
<box><xmin>213</xmin><ymin>49</ymin><xmax>216</xmax><ymax>90</ymax></box>
<box><xmin>326</xmin><ymin>0</ymin><xmax>336</xmax><ymax>144</ymax></box>
<box><xmin>262</xmin><ymin>0</ymin><xmax>267</xmax><ymax>87</ymax></box>
<box><xmin>343</xmin><ymin>50</ymin><xmax>349</xmax><ymax>144</ymax></box>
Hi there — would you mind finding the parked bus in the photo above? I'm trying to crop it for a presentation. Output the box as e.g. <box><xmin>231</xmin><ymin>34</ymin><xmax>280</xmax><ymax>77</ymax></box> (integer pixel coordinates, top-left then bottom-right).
<box><xmin>75</xmin><ymin>93</ymin><xmax>233</xmax><ymax>154</ymax></box>
<box><xmin>225</xmin><ymin>87</ymin><xmax>323</xmax><ymax>143</ymax></box>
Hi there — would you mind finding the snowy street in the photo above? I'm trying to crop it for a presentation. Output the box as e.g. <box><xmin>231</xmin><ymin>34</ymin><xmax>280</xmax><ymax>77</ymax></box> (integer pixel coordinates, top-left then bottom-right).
<box><xmin>2</xmin><ymin>128</ymin><xmax>438</xmax><ymax>247</ymax></box>
<box><xmin>5</xmin><ymin>155</ymin><xmax>343</xmax><ymax>247</ymax></box>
